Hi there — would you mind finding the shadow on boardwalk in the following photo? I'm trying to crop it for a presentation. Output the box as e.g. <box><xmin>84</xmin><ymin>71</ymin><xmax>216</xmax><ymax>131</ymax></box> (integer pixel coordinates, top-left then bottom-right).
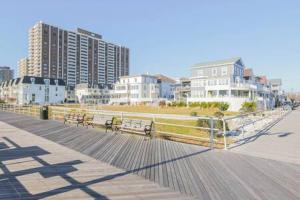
<box><xmin>0</xmin><ymin>136</ymin><xmax>205</xmax><ymax>199</ymax></box>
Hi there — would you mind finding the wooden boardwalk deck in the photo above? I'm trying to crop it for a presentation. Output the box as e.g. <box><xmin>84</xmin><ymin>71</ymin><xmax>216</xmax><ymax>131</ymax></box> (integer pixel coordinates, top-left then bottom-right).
<box><xmin>0</xmin><ymin>112</ymin><xmax>299</xmax><ymax>200</ymax></box>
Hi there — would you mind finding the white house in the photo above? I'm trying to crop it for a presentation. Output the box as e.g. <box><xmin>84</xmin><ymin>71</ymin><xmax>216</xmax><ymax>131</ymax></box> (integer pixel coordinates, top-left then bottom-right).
<box><xmin>110</xmin><ymin>74</ymin><xmax>175</xmax><ymax>105</ymax></box>
<box><xmin>75</xmin><ymin>83</ymin><xmax>111</xmax><ymax>104</ymax></box>
<box><xmin>0</xmin><ymin>76</ymin><xmax>65</xmax><ymax>105</ymax></box>
<box><xmin>187</xmin><ymin>58</ymin><xmax>274</xmax><ymax>111</ymax></box>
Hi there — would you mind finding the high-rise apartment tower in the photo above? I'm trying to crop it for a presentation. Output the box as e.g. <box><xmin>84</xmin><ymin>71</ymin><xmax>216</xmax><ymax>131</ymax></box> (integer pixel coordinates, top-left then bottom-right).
<box><xmin>28</xmin><ymin>21</ymin><xmax>129</xmax><ymax>87</ymax></box>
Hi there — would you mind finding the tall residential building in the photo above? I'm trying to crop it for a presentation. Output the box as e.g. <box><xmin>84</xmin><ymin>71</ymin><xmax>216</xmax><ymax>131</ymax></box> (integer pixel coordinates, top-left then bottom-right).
<box><xmin>28</xmin><ymin>21</ymin><xmax>129</xmax><ymax>87</ymax></box>
<box><xmin>0</xmin><ymin>66</ymin><xmax>14</xmax><ymax>83</ymax></box>
<box><xmin>18</xmin><ymin>58</ymin><xmax>29</xmax><ymax>77</ymax></box>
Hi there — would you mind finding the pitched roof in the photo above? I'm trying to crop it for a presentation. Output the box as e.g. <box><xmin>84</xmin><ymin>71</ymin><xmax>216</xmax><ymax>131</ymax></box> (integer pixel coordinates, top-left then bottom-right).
<box><xmin>191</xmin><ymin>57</ymin><xmax>243</xmax><ymax>68</ymax></box>
<box><xmin>155</xmin><ymin>74</ymin><xmax>176</xmax><ymax>83</ymax></box>
<box><xmin>0</xmin><ymin>76</ymin><xmax>65</xmax><ymax>87</ymax></box>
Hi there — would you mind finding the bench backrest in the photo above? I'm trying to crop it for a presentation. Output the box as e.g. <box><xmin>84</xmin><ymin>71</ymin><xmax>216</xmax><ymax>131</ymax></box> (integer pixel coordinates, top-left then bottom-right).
<box><xmin>93</xmin><ymin>115</ymin><xmax>114</xmax><ymax>125</ymax></box>
<box><xmin>121</xmin><ymin>119</ymin><xmax>152</xmax><ymax>131</ymax></box>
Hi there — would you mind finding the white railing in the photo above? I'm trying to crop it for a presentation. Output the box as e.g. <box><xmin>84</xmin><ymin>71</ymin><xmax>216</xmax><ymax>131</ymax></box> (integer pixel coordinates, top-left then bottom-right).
<box><xmin>222</xmin><ymin>107</ymin><xmax>291</xmax><ymax>149</ymax></box>
<box><xmin>0</xmin><ymin>104</ymin><xmax>41</xmax><ymax>117</ymax></box>
<box><xmin>49</xmin><ymin>105</ymin><xmax>223</xmax><ymax>148</ymax></box>
<box><xmin>0</xmin><ymin>103</ymin><xmax>291</xmax><ymax>150</ymax></box>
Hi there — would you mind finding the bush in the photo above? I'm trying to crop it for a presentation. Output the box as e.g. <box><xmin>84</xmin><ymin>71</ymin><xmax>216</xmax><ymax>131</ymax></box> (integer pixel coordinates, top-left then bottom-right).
<box><xmin>197</xmin><ymin>115</ymin><xmax>229</xmax><ymax>133</ymax></box>
<box><xmin>190</xmin><ymin>111</ymin><xmax>198</xmax><ymax>116</ymax></box>
<box><xmin>218</xmin><ymin>102</ymin><xmax>229</xmax><ymax>111</ymax></box>
<box><xmin>213</xmin><ymin>111</ymin><xmax>224</xmax><ymax>118</ymax></box>
<box><xmin>169</xmin><ymin>101</ymin><xmax>187</xmax><ymax>107</ymax></box>
<box><xmin>159</xmin><ymin>100</ymin><xmax>166</xmax><ymax>107</ymax></box>
<box><xmin>241</xmin><ymin>102</ymin><xmax>257</xmax><ymax>112</ymax></box>
<box><xmin>0</xmin><ymin>99</ymin><xmax>5</xmax><ymax>104</ymax></box>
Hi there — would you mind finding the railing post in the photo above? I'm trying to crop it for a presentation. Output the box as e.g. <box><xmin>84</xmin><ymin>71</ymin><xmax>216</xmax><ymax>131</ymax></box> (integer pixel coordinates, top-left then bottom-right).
<box><xmin>152</xmin><ymin>115</ymin><xmax>156</xmax><ymax>139</ymax></box>
<box><xmin>210</xmin><ymin>117</ymin><xmax>214</xmax><ymax>150</ymax></box>
<box><xmin>222</xmin><ymin>119</ymin><xmax>227</xmax><ymax>150</ymax></box>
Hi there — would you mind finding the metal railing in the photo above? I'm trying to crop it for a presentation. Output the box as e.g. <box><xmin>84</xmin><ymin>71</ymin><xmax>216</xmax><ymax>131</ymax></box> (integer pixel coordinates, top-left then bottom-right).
<box><xmin>222</xmin><ymin>107</ymin><xmax>290</xmax><ymax>149</ymax></box>
<box><xmin>0</xmin><ymin>103</ymin><xmax>291</xmax><ymax>150</ymax></box>
<box><xmin>0</xmin><ymin>104</ymin><xmax>40</xmax><ymax>117</ymax></box>
<box><xmin>49</xmin><ymin>106</ymin><xmax>223</xmax><ymax>149</ymax></box>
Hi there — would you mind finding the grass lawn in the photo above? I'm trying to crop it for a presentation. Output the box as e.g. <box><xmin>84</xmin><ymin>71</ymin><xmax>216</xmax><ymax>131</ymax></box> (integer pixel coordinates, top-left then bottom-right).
<box><xmin>52</xmin><ymin>104</ymin><xmax>235</xmax><ymax>148</ymax></box>
<box><xmin>59</xmin><ymin>104</ymin><xmax>238</xmax><ymax>116</ymax></box>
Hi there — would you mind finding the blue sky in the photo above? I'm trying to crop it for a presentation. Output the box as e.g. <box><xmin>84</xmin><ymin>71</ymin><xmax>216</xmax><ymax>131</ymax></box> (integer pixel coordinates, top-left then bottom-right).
<box><xmin>0</xmin><ymin>0</ymin><xmax>299</xmax><ymax>91</ymax></box>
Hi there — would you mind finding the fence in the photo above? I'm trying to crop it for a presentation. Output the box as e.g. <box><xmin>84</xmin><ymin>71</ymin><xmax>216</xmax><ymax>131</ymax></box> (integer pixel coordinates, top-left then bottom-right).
<box><xmin>222</xmin><ymin>107</ymin><xmax>290</xmax><ymax>149</ymax></box>
<box><xmin>0</xmin><ymin>104</ymin><xmax>290</xmax><ymax>150</ymax></box>
<box><xmin>0</xmin><ymin>104</ymin><xmax>40</xmax><ymax>117</ymax></box>
<box><xmin>49</xmin><ymin>106</ymin><xmax>223</xmax><ymax>149</ymax></box>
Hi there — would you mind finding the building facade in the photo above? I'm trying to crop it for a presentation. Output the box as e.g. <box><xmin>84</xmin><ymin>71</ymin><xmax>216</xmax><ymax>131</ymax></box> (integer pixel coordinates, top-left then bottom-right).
<box><xmin>0</xmin><ymin>76</ymin><xmax>65</xmax><ymax>105</ymax></box>
<box><xmin>75</xmin><ymin>83</ymin><xmax>111</xmax><ymax>104</ymax></box>
<box><xmin>110</xmin><ymin>74</ymin><xmax>175</xmax><ymax>105</ymax></box>
<box><xmin>172</xmin><ymin>77</ymin><xmax>191</xmax><ymax>102</ymax></box>
<box><xmin>27</xmin><ymin>21</ymin><xmax>129</xmax><ymax>87</ymax></box>
<box><xmin>18</xmin><ymin>58</ymin><xmax>29</xmax><ymax>77</ymax></box>
<box><xmin>0</xmin><ymin>66</ymin><xmax>14</xmax><ymax>83</ymax></box>
<box><xmin>188</xmin><ymin>58</ymin><xmax>274</xmax><ymax>111</ymax></box>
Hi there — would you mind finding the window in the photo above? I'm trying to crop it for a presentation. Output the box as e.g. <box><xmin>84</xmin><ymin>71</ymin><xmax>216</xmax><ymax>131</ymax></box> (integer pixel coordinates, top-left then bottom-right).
<box><xmin>197</xmin><ymin>70</ymin><xmax>203</xmax><ymax>76</ymax></box>
<box><xmin>32</xmin><ymin>94</ymin><xmax>36</xmax><ymax>102</ymax></box>
<box><xmin>212</xmin><ymin>68</ymin><xmax>217</xmax><ymax>76</ymax></box>
<box><xmin>221</xmin><ymin>67</ymin><xmax>227</xmax><ymax>76</ymax></box>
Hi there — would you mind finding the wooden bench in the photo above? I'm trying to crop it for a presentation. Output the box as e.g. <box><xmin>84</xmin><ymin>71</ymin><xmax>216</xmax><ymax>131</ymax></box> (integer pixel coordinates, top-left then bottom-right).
<box><xmin>85</xmin><ymin>115</ymin><xmax>114</xmax><ymax>132</ymax></box>
<box><xmin>116</xmin><ymin>119</ymin><xmax>153</xmax><ymax>137</ymax></box>
<box><xmin>64</xmin><ymin>113</ymin><xmax>86</xmax><ymax>127</ymax></box>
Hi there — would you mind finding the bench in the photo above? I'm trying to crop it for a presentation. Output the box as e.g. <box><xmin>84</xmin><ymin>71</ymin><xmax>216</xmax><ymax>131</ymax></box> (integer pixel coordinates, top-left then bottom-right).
<box><xmin>116</xmin><ymin>119</ymin><xmax>153</xmax><ymax>137</ymax></box>
<box><xmin>85</xmin><ymin>115</ymin><xmax>114</xmax><ymax>132</ymax></box>
<box><xmin>64</xmin><ymin>113</ymin><xmax>86</xmax><ymax>127</ymax></box>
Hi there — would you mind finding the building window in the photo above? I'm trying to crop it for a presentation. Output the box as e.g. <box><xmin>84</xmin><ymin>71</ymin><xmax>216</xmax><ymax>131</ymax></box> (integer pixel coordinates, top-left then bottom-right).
<box><xmin>212</xmin><ymin>68</ymin><xmax>217</xmax><ymax>76</ymax></box>
<box><xmin>221</xmin><ymin>67</ymin><xmax>227</xmax><ymax>76</ymax></box>
<box><xmin>197</xmin><ymin>70</ymin><xmax>203</xmax><ymax>76</ymax></box>
<box><xmin>32</xmin><ymin>94</ymin><xmax>35</xmax><ymax>102</ymax></box>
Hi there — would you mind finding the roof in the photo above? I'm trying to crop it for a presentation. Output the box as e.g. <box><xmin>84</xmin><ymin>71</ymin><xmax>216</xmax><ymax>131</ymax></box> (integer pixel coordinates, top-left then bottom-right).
<box><xmin>120</xmin><ymin>74</ymin><xmax>157</xmax><ymax>79</ymax></box>
<box><xmin>0</xmin><ymin>76</ymin><xmax>65</xmax><ymax>87</ymax></box>
<box><xmin>155</xmin><ymin>74</ymin><xmax>176</xmax><ymax>83</ymax></box>
<box><xmin>191</xmin><ymin>57</ymin><xmax>243</xmax><ymax>69</ymax></box>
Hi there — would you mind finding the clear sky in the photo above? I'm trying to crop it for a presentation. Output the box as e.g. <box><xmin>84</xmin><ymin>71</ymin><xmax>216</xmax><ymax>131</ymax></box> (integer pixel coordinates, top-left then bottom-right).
<box><xmin>0</xmin><ymin>0</ymin><xmax>299</xmax><ymax>91</ymax></box>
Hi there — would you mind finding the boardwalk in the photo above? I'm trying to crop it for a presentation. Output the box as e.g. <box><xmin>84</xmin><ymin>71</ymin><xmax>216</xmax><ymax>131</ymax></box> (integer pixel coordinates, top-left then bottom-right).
<box><xmin>0</xmin><ymin>121</ymin><xmax>192</xmax><ymax>199</ymax></box>
<box><xmin>0</xmin><ymin>111</ymin><xmax>299</xmax><ymax>200</ymax></box>
<box><xmin>231</xmin><ymin>108</ymin><xmax>300</xmax><ymax>164</ymax></box>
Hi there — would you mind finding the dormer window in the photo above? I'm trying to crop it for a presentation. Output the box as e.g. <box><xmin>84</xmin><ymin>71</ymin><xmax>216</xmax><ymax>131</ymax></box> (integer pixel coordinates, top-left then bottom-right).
<box><xmin>44</xmin><ymin>79</ymin><xmax>50</xmax><ymax>85</ymax></box>
<box><xmin>30</xmin><ymin>77</ymin><xmax>35</xmax><ymax>84</ymax></box>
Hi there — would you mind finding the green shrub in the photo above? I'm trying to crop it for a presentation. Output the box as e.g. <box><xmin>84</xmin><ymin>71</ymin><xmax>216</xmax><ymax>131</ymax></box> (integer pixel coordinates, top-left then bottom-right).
<box><xmin>0</xmin><ymin>99</ymin><xmax>5</xmax><ymax>104</ymax></box>
<box><xmin>159</xmin><ymin>100</ymin><xmax>166</xmax><ymax>107</ymax></box>
<box><xmin>218</xmin><ymin>102</ymin><xmax>229</xmax><ymax>111</ymax></box>
<box><xmin>241</xmin><ymin>102</ymin><xmax>257</xmax><ymax>112</ymax></box>
<box><xmin>190</xmin><ymin>111</ymin><xmax>198</xmax><ymax>116</ymax></box>
<box><xmin>170</xmin><ymin>101</ymin><xmax>187</xmax><ymax>107</ymax></box>
<box><xmin>177</xmin><ymin>101</ymin><xmax>187</xmax><ymax>107</ymax></box>
<box><xmin>197</xmin><ymin>118</ymin><xmax>210</xmax><ymax>128</ymax></box>
<box><xmin>213</xmin><ymin>111</ymin><xmax>224</xmax><ymax>118</ymax></box>
<box><xmin>197</xmin><ymin>117</ymin><xmax>229</xmax><ymax>133</ymax></box>
<box><xmin>189</xmin><ymin>102</ymin><xmax>200</xmax><ymax>108</ymax></box>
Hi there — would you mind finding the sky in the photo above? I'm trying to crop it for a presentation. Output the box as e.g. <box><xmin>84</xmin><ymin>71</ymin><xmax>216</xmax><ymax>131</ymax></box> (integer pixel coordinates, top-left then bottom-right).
<box><xmin>0</xmin><ymin>0</ymin><xmax>299</xmax><ymax>91</ymax></box>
